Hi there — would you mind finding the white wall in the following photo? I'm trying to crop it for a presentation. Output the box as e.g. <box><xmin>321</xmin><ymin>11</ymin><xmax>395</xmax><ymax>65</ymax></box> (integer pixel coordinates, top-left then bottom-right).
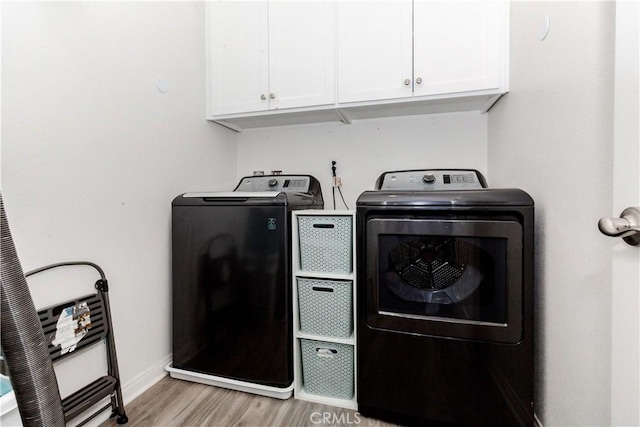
<box><xmin>237</xmin><ymin>112</ymin><xmax>488</xmax><ymax>208</ymax></box>
<box><xmin>487</xmin><ymin>2</ymin><xmax>615</xmax><ymax>426</ymax></box>
<box><xmin>1</xmin><ymin>0</ymin><xmax>237</xmax><ymax>416</ymax></box>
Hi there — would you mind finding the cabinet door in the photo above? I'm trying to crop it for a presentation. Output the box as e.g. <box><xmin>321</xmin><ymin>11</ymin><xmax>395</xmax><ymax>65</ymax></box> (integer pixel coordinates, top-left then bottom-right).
<box><xmin>337</xmin><ymin>1</ymin><xmax>413</xmax><ymax>103</ymax></box>
<box><xmin>413</xmin><ymin>0</ymin><xmax>507</xmax><ymax>97</ymax></box>
<box><xmin>207</xmin><ymin>1</ymin><xmax>269</xmax><ymax>116</ymax></box>
<box><xmin>269</xmin><ymin>1</ymin><xmax>335</xmax><ymax>110</ymax></box>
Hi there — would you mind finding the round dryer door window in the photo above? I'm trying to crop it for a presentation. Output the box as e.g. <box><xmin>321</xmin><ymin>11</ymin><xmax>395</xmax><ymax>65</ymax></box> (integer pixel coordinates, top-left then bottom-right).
<box><xmin>364</xmin><ymin>217</ymin><xmax>524</xmax><ymax>343</ymax></box>
<box><xmin>387</xmin><ymin>237</ymin><xmax>484</xmax><ymax>305</ymax></box>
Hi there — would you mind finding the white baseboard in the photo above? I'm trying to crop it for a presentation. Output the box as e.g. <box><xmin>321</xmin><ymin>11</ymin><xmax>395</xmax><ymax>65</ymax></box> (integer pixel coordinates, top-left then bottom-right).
<box><xmin>71</xmin><ymin>354</ymin><xmax>171</xmax><ymax>427</ymax></box>
<box><xmin>122</xmin><ymin>354</ymin><xmax>172</xmax><ymax>403</ymax></box>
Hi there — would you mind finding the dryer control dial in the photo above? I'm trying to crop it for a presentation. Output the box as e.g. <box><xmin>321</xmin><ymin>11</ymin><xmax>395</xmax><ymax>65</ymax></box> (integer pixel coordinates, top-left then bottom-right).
<box><xmin>268</xmin><ymin>179</ymin><xmax>278</xmax><ymax>187</ymax></box>
<box><xmin>422</xmin><ymin>174</ymin><xmax>436</xmax><ymax>184</ymax></box>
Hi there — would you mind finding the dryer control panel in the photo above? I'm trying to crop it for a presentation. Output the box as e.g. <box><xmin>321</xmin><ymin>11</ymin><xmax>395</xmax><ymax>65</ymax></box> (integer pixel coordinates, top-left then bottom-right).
<box><xmin>376</xmin><ymin>169</ymin><xmax>487</xmax><ymax>191</ymax></box>
<box><xmin>235</xmin><ymin>175</ymin><xmax>313</xmax><ymax>193</ymax></box>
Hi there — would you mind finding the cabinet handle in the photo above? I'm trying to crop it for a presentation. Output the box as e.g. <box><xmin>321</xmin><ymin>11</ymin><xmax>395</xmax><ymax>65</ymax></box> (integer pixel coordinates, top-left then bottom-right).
<box><xmin>404</xmin><ymin>79</ymin><xmax>411</xmax><ymax>86</ymax></box>
<box><xmin>270</xmin><ymin>93</ymin><xmax>275</xmax><ymax>99</ymax></box>
<box><xmin>416</xmin><ymin>77</ymin><xmax>423</xmax><ymax>84</ymax></box>
<box><xmin>260</xmin><ymin>94</ymin><xmax>267</xmax><ymax>100</ymax></box>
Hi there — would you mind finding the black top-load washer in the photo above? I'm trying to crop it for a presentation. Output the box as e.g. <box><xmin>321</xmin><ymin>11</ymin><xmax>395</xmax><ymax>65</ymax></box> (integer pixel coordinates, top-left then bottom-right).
<box><xmin>171</xmin><ymin>175</ymin><xmax>323</xmax><ymax>399</ymax></box>
<box><xmin>356</xmin><ymin>169</ymin><xmax>534</xmax><ymax>426</ymax></box>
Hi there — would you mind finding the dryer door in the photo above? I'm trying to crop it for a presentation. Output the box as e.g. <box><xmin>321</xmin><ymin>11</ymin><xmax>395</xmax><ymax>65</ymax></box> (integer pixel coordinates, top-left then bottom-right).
<box><xmin>365</xmin><ymin>218</ymin><xmax>523</xmax><ymax>343</ymax></box>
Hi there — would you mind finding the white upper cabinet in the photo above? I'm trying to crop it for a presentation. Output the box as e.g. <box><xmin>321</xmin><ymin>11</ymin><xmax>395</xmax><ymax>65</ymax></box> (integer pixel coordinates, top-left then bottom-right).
<box><xmin>269</xmin><ymin>1</ymin><xmax>336</xmax><ymax>110</ymax></box>
<box><xmin>337</xmin><ymin>1</ymin><xmax>413</xmax><ymax>103</ymax></box>
<box><xmin>337</xmin><ymin>0</ymin><xmax>508</xmax><ymax>104</ymax></box>
<box><xmin>413</xmin><ymin>1</ymin><xmax>506</xmax><ymax>97</ymax></box>
<box><xmin>207</xmin><ymin>1</ymin><xmax>335</xmax><ymax>117</ymax></box>
<box><xmin>207</xmin><ymin>1</ymin><xmax>268</xmax><ymax>116</ymax></box>
<box><xmin>207</xmin><ymin>0</ymin><xmax>509</xmax><ymax>130</ymax></box>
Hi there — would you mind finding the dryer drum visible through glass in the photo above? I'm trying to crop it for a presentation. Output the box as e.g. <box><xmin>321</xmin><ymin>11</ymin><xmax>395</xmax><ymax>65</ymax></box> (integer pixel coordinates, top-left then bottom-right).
<box><xmin>366</xmin><ymin>216</ymin><xmax>522</xmax><ymax>340</ymax></box>
<box><xmin>386</xmin><ymin>236</ymin><xmax>483</xmax><ymax>303</ymax></box>
<box><xmin>390</xmin><ymin>237</ymin><xmax>471</xmax><ymax>291</ymax></box>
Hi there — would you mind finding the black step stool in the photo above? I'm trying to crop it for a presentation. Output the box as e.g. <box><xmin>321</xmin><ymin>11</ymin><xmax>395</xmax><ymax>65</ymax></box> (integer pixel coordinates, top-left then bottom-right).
<box><xmin>26</xmin><ymin>262</ymin><xmax>128</xmax><ymax>426</ymax></box>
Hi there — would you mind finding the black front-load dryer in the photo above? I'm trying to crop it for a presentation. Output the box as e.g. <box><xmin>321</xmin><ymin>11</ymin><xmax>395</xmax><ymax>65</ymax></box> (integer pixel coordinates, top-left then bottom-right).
<box><xmin>356</xmin><ymin>169</ymin><xmax>534</xmax><ymax>426</ymax></box>
<box><xmin>171</xmin><ymin>175</ymin><xmax>323</xmax><ymax>398</ymax></box>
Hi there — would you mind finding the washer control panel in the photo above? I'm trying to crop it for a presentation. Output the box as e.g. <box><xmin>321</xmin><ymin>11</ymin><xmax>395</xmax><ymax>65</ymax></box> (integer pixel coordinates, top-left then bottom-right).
<box><xmin>235</xmin><ymin>175</ymin><xmax>312</xmax><ymax>193</ymax></box>
<box><xmin>377</xmin><ymin>169</ymin><xmax>487</xmax><ymax>191</ymax></box>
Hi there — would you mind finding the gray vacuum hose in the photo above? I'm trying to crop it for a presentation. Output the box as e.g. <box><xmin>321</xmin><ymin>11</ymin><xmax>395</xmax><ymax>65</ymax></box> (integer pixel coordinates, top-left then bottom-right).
<box><xmin>1</xmin><ymin>193</ymin><xmax>66</xmax><ymax>426</ymax></box>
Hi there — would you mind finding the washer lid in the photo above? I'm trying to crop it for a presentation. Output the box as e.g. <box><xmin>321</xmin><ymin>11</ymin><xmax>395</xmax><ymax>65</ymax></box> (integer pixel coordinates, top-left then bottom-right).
<box><xmin>357</xmin><ymin>188</ymin><xmax>534</xmax><ymax>207</ymax></box>
<box><xmin>183</xmin><ymin>192</ymin><xmax>281</xmax><ymax>198</ymax></box>
<box><xmin>172</xmin><ymin>191</ymin><xmax>289</xmax><ymax>207</ymax></box>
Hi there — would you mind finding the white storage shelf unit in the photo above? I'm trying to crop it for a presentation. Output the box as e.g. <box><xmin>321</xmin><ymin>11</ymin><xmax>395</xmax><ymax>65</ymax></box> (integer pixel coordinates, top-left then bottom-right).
<box><xmin>292</xmin><ymin>210</ymin><xmax>357</xmax><ymax>410</ymax></box>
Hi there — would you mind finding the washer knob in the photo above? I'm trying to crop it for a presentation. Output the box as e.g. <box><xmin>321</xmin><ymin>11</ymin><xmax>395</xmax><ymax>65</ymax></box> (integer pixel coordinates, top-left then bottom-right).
<box><xmin>422</xmin><ymin>174</ymin><xmax>436</xmax><ymax>184</ymax></box>
<box><xmin>268</xmin><ymin>178</ymin><xmax>278</xmax><ymax>187</ymax></box>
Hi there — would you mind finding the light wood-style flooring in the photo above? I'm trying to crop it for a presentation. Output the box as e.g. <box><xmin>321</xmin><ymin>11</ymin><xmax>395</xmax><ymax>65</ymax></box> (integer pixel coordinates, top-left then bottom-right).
<box><xmin>99</xmin><ymin>376</ymin><xmax>399</xmax><ymax>427</ymax></box>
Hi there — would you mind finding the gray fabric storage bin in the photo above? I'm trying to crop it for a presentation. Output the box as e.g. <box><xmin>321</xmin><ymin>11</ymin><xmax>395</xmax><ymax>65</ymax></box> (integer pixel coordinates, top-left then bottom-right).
<box><xmin>300</xmin><ymin>339</ymin><xmax>354</xmax><ymax>399</ymax></box>
<box><xmin>298</xmin><ymin>216</ymin><xmax>352</xmax><ymax>273</ymax></box>
<box><xmin>298</xmin><ymin>278</ymin><xmax>353</xmax><ymax>338</ymax></box>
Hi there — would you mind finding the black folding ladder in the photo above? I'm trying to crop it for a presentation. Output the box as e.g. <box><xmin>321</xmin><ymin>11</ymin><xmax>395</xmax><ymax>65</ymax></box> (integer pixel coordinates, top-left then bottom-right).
<box><xmin>26</xmin><ymin>261</ymin><xmax>128</xmax><ymax>426</ymax></box>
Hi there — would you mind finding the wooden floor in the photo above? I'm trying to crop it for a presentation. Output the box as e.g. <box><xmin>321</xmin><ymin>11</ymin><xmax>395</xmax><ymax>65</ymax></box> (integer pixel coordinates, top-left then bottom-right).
<box><xmin>100</xmin><ymin>376</ymin><xmax>399</xmax><ymax>427</ymax></box>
